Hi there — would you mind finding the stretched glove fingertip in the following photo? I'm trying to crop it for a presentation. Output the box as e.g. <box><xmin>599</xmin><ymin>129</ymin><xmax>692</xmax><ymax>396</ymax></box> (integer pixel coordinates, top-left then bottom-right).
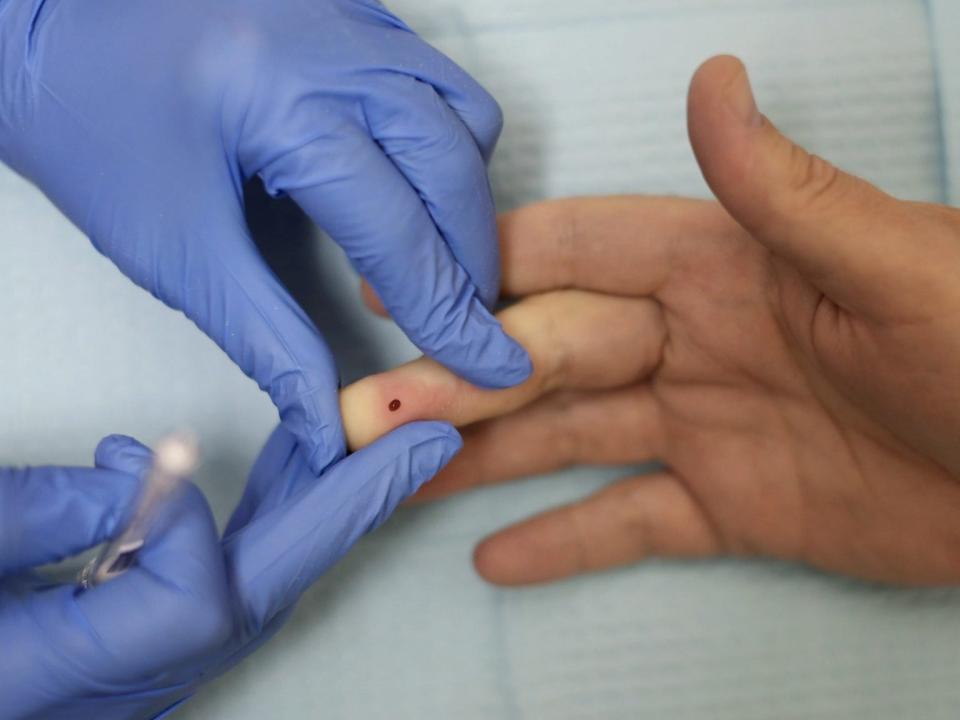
<box><xmin>408</xmin><ymin>425</ymin><xmax>463</xmax><ymax>495</ymax></box>
<box><xmin>94</xmin><ymin>435</ymin><xmax>153</xmax><ymax>475</ymax></box>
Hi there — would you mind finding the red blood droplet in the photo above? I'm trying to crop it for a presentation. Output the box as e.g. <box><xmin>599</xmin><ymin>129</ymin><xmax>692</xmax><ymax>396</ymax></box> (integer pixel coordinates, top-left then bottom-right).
<box><xmin>388</xmin><ymin>399</ymin><xmax>401</xmax><ymax>412</ymax></box>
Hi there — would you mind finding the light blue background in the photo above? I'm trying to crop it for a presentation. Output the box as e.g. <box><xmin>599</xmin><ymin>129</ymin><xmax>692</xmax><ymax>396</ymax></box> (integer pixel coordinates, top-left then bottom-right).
<box><xmin>2</xmin><ymin>1</ymin><xmax>959</xmax><ymax>717</ymax></box>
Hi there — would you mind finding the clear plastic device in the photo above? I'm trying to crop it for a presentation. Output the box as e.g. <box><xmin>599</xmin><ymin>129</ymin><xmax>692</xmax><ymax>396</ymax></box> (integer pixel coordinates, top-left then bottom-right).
<box><xmin>78</xmin><ymin>433</ymin><xmax>199</xmax><ymax>589</ymax></box>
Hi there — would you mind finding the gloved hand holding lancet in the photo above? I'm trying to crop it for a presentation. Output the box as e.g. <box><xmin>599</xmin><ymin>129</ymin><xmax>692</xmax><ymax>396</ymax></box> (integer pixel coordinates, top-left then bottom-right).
<box><xmin>0</xmin><ymin>421</ymin><xmax>460</xmax><ymax>719</ymax></box>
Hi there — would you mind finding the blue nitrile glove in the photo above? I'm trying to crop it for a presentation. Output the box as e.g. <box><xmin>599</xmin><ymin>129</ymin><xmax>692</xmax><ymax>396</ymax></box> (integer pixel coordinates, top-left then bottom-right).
<box><xmin>0</xmin><ymin>422</ymin><xmax>461</xmax><ymax>720</ymax></box>
<box><xmin>0</xmin><ymin>0</ymin><xmax>530</xmax><ymax>473</ymax></box>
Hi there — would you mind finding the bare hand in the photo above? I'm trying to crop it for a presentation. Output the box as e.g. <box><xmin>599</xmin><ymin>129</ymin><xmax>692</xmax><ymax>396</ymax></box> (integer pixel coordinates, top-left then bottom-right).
<box><xmin>341</xmin><ymin>56</ymin><xmax>960</xmax><ymax>587</ymax></box>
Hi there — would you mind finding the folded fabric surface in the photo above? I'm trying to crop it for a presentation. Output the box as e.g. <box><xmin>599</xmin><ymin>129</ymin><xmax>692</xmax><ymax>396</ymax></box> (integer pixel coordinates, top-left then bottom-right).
<box><xmin>931</xmin><ymin>0</ymin><xmax>960</xmax><ymax>205</ymax></box>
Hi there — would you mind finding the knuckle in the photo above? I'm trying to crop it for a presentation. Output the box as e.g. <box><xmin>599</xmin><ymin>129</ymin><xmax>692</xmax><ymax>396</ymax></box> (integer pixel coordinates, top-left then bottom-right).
<box><xmin>524</xmin><ymin>293</ymin><xmax>569</xmax><ymax>391</ymax></box>
<box><xmin>778</xmin><ymin>147</ymin><xmax>844</xmax><ymax>217</ymax></box>
<box><xmin>565</xmin><ymin>504</ymin><xmax>597</xmax><ymax>572</ymax></box>
<box><xmin>618</xmin><ymin>481</ymin><xmax>659</xmax><ymax>552</ymax></box>
<box><xmin>919</xmin><ymin>202</ymin><xmax>960</xmax><ymax>244</ymax></box>
<box><xmin>907</xmin><ymin>203</ymin><xmax>960</xmax><ymax>311</ymax></box>
<box><xmin>190</xmin><ymin>20</ymin><xmax>268</xmax><ymax>96</ymax></box>
<box><xmin>544</xmin><ymin>396</ymin><xmax>582</xmax><ymax>466</ymax></box>
<box><xmin>191</xmin><ymin>601</ymin><xmax>234</xmax><ymax>654</ymax></box>
<box><xmin>542</xmin><ymin>200</ymin><xmax>581</xmax><ymax>289</ymax></box>
<box><xmin>422</xmin><ymin>112</ymin><xmax>468</xmax><ymax>157</ymax></box>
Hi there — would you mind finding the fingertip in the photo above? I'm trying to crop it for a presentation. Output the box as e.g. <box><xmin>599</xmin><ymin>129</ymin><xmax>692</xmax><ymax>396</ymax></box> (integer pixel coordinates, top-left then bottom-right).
<box><xmin>687</xmin><ymin>55</ymin><xmax>765</xmax><ymax>219</ymax></box>
<box><xmin>688</xmin><ymin>54</ymin><xmax>759</xmax><ymax>142</ymax></box>
<box><xmin>688</xmin><ymin>55</ymin><xmax>757</xmax><ymax>128</ymax></box>
<box><xmin>431</xmin><ymin>421</ymin><xmax>464</xmax><ymax>462</ymax></box>
<box><xmin>304</xmin><ymin>427</ymin><xmax>347</xmax><ymax>477</ymax></box>
<box><xmin>457</xmin><ymin>310</ymin><xmax>534</xmax><ymax>389</ymax></box>
<box><xmin>472</xmin><ymin>536</ymin><xmax>502</xmax><ymax>583</ymax></box>
<box><xmin>94</xmin><ymin>435</ymin><xmax>153</xmax><ymax>475</ymax></box>
<box><xmin>438</xmin><ymin>68</ymin><xmax>503</xmax><ymax>163</ymax></box>
<box><xmin>425</xmin><ymin>419</ymin><xmax>464</xmax><ymax>447</ymax></box>
<box><xmin>314</xmin><ymin>422</ymin><xmax>464</xmax><ymax>533</ymax></box>
<box><xmin>279</xmin><ymin>386</ymin><xmax>346</xmax><ymax>475</ymax></box>
<box><xmin>475</xmin><ymin>512</ymin><xmax>588</xmax><ymax>587</ymax></box>
<box><xmin>469</xmin><ymin>93</ymin><xmax>504</xmax><ymax>165</ymax></box>
<box><xmin>409</xmin><ymin>292</ymin><xmax>533</xmax><ymax>389</ymax></box>
<box><xmin>95</xmin><ymin>433</ymin><xmax>142</xmax><ymax>456</ymax></box>
<box><xmin>473</xmin><ymin>533</ymin><xmax>535</xmax><ymax>587</ymax></box>
<box><xmin>406</xmin><ymin>448</ymin><xmax>473</xmax><ymax>504</ymax></box>
<box><xmin>688</xmin><ymin>55</ymin><xmax>748</xmax><ymax>107</ymax></box>
<box><xmin>500</xmin><ymin>337</ymin><xmax>535</xmax><ymax>387</ymax></box>
<box><xmin>402</xmin><ymin>421</ymin><xmax>464</xmax><ymax>495</ymax></box>
<box><xmin>472</xmin><ymin>330</ymin><xmax>534</xmax><ymax>389</ymax></box>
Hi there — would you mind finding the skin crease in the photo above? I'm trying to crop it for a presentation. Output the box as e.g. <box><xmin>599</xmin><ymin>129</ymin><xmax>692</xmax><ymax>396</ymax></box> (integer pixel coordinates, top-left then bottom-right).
<box><xmin>340</xmin><ymin>55</ymin><xmax>960</xmax><ymax>588</ymax></box>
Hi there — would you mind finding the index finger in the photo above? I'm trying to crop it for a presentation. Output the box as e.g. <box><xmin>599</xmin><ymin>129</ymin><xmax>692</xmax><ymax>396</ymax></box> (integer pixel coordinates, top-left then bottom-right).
<box><xmin>359</xmin><ymin>196</ymin><xmax>742</xmax><ymax>316</ymax></box>
<box><xmin>498</xmin><ymin>196</ymin><xmax>738</xmax><ymax>297</ymax></box>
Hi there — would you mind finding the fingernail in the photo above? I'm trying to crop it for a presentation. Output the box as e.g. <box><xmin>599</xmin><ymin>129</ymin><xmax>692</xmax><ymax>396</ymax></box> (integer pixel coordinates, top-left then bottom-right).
<box><xmin>725</xmin><ymin>65</ymin><xmax>762</xmax><ymax>127</ymax></box>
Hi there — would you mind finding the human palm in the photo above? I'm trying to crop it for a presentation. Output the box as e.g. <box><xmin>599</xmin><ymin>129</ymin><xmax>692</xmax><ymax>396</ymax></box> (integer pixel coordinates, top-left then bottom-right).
<box><xmin>611</xmin><ymin>195</ymin><xmax>960</xmax><ymax>585</ymax></box>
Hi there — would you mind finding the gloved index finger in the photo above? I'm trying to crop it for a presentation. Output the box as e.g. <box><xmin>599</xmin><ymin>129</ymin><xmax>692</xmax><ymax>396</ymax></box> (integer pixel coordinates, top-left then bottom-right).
<box><xmin>224</xmin><ymin>424</ymin><xmax>300</xmax><ymax>537</ymax></box>
<box><xmin>364</xmin><ymin>75</ymin><xmax>501</xmax><ymax>307</ymax></box>
<box><xmin>166</xmin><ymin>214</ymin><xmax>346</xmax><ymax>475</ymax></box>
<box><xmin>263</xmin><ymin>129</ymin><xmax>531</xmax><ymax>389</ymax></box>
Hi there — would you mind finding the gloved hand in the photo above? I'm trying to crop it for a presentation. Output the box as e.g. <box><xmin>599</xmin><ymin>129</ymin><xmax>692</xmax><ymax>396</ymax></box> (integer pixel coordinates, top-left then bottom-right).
<box><xmin>0</xmin><ymin>0</ymin><xmax>530</xmax><ymax>473</ymax></box>
<box><xmin>0</xmin><ymin>422</ymin><xmax>461</xmax><ymax>719</ymax></box>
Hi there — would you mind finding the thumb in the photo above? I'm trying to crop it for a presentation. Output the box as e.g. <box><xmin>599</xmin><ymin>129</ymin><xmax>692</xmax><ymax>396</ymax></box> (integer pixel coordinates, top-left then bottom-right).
<box><xmin>224</xmin><ymin>421</ymin><xmax>462</xmax><ymax>630</ymax></box>
<box><xmin>94</xmin><ymin>434</ymin><xmax>154</xmax><ymax>476</ymax></box>
<box><xmin>686</xmin><ymin>55</ymin><xmax>951</xmax><ymax>318</ymax></box>
<box><xmin>0</xmin><ymin>458</ymin><xmax>139</xmax><ymax>575</ymax></box>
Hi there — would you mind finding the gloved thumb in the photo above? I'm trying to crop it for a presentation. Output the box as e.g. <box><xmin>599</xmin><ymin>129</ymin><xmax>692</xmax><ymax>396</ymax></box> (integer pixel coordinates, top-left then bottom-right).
<box><xmin>94</xmin><ymin>434</ymin><xmax>154</xmax><ymax>477</ymax></box>
<box><xmin>224</xmin><ymin>421</ymin><xmax>462</xmax><ymax>631</ymax></box>
<box><xmin>686</xmin><ymin>55</ymin><xmax>951</xmax><ymax>318</ymax></box>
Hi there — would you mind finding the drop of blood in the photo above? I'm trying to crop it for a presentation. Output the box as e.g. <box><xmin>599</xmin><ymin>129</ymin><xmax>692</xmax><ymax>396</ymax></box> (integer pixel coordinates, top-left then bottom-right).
<box><xmin>388</xmin><ymin>399</ymin><xmax>401</xmax><ymax>412</ymax></box>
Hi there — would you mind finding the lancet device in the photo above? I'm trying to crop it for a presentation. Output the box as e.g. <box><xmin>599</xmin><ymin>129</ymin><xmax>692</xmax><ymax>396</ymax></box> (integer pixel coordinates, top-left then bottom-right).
<box><xmin>78</xmin><ymin>433</ymin><xmax>199</xmax><ymax>589</ymax></box>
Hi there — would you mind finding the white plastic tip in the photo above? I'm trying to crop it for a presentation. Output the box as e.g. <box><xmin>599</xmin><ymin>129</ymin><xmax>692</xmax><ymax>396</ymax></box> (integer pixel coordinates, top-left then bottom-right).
<box><xmin>154</xmin><ymin>432</ymin><xmax>200</xmax><ymax>477</ymax></box>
